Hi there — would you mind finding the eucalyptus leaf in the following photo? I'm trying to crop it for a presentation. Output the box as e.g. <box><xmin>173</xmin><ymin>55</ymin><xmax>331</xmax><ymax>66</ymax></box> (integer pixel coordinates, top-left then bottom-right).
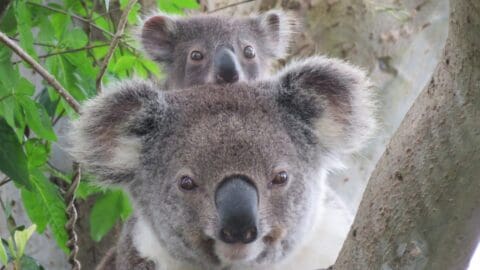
<box><xmin>13</xmin><ymin>224</ymin><xmax>37</xmax><ymax>258</ymax></box>
<box><xmin>90</xmin><ymin>190</ymin><xmax>132</xmax><ymax>241</ymax></box>
<box><xmin>18</xmin><ymin>97</ymin><xmax>57</xmax><ymax>141</ymax></box>
<box><xmin>21</xmin><ymin>169</ymin><xmax>68</xmax><ymax>251</ymax></box>
<box><xmin>20</xmin><ymin>255</ymin><xmax>45</xmax><ymax>270</ymax></box>
<box><xmin>0</xmin><ymin>239</ymin><xmax>7</xmax><ymax>266</ymax></box>
<box><xmin>0</xmin><ymin>118</ymin><xmax>31</xmax><ymax>189</ymax></box>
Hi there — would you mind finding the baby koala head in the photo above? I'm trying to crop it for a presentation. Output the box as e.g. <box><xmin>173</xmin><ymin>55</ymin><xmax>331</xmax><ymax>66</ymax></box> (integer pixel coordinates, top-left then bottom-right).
<box><xmin>69</xmin><ymin>56</ymin><xmax>376</xmax><ymax>268</ymax></box>
<box><xmin>140</xmin><ymin>10</ymin><xmax>298</xmax><ymax>89</ymax></box>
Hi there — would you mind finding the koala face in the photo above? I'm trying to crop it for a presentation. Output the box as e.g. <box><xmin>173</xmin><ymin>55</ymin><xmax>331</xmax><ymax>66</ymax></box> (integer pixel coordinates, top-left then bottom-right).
<box><xmin>141</xmin><ymin>10</ymin><xmax>297</xmax><ymax>89</ymax></box>
<box><xmin>69</xmin><ymin>57</ymin><xmax>376</xmax><ymax>268</ymax></box>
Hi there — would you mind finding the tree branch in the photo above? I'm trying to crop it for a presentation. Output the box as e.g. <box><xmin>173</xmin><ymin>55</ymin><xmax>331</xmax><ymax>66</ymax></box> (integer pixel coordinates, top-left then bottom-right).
<box><xmin>12</xmin><ymin>43</ymin><xmax>111</xmax><ymax>65</ymax></box>
<box><xmin>333</xmin><ymin>0</ymin><xmax>480</xmax><ymax>268</ymax></box>
<box><xmin>96</xmin><ymin>0</ymin><xmax>138</xmax><ymax>92</ymax></box>
<box><xmin>0</xmin><ymin>31</ymin><xmax>81</xmax><ymax>114</ymax></box>
<box><xmin>207</xmin><ymin>0</ymin><xmax>255</xmax><ymax>13</ymax></box>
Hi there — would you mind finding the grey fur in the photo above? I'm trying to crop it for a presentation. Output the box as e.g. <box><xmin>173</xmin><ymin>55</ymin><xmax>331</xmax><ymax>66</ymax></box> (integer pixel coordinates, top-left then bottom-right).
<box><xmin>69</xmin><ymin>56</ymin><xmax>376</xmax><ymax>270</ymax></box>
<box><xmin>140</xmin><ymin>10</ymin><xmax>298</xmax><ymax>89</ymax></box>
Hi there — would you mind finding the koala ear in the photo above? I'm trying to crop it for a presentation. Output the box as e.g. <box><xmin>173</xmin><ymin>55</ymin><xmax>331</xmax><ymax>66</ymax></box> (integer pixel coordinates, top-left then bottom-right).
<box><xmin>141</xmin><ymin>13</ymin><xmax>177</xmax><ymax>63</ymax></box>
<box><xmin>253</xmin><ymin>10</ymin><xmax>299</xmax><ymax>58</ymax></box>
<box><xmin>274</xmin><ymin>56</ymin><xmax>377</xmax><ymax>158</ymax></box>
<box><xmin>68</xmin><ymin>80</ymin><xmax>166</xmax><ymax>186</ymax></box>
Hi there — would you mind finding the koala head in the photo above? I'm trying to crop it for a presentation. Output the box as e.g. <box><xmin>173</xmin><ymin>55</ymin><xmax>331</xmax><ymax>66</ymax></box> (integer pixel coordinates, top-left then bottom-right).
<box><xmin>140</xmin><ymin>10</ymin><xmax>297</xmax><ymax>89</ymax></box>
<box><xmin>69</xmin><ymin>56</ymin><xmax>376</xmax><ymax>268</ymax></box>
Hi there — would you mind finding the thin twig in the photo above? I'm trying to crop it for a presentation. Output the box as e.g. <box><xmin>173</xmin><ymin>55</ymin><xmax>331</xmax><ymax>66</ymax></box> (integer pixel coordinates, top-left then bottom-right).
<box><xmin>96</xmin><ymin>0</ymin><xmax>138</xmax><ymax>92</ymax></box>
<box><xmin>12</xmin><ymin>43</ymin><xmax>111</xmax><ymax>65</ymax></box>
<box><xmin>65</xmin><ymin>163</ymin><xmax>81</xmax><ymax>270</ymax></box>
<box><xmin>27</xmin><ymin>1</ymin><xmax>140</xmax><ymax>57</ymax></box>
<box><xmin>0</xmin><ymin>177</ymin><xmax>11</xmax><ymax>187</ymax></box>
<box><xmin>8</xmin><ymin>36</ymin><xmax>56</xmax><ymax>48</ymax></box>
<box><xmin>207</xmin><ymin>0</ymin><xmax>255</xmax><ymax>13</ymax></box>
<box><xmin>0</xmin><ymin>31</ymin><xmax>81</xmax><ymax>113</ymax></box>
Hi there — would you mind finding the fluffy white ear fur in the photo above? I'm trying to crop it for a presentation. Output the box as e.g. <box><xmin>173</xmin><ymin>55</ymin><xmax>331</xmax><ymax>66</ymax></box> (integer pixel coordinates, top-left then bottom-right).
<box><xmin>68</xmin><ymin>79</ymin><xmax>162</xmax><ymax>186</ymax></box>
<box><xmin>274</xmin><ymin>56</ymin><xmax>377</xmax><ymax>168</ymax></box>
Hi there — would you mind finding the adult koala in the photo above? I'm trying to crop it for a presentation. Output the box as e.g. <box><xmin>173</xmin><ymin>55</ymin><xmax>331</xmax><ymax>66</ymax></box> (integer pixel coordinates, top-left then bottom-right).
<box><xmin>69</xmin><ymin>56</ymin><xmax>376</xmax><ymax>270</ymax></box>
<box><xmin>140</xmin><ymin>10</ymin><xmax>297</xmax><ymax>89</ymax></box>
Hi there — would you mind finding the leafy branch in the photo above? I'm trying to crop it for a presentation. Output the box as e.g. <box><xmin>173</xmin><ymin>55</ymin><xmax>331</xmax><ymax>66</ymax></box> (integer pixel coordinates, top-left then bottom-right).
<box><xmin>12</xmin><ymin>43</ymin><xmax>111</xmax><ymax>65</ymax></box>
<box><xmin>96</xmin><ymin>0</ymin><xmax>138</xmax><ymax>92</ymax></box>
<box><xmin>0</xmin><ymin>32</ymin><xmax>81</xmax><ymax>113</ymax></box>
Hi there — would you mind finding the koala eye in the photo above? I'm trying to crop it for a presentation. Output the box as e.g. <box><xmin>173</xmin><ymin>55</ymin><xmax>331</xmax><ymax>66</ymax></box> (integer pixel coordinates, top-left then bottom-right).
<box><xmin>243</xmin><ymin>46</ymin><xmax>255</xmax><ymax>59</ymax></box>
<box><xmin>190</xmin><ymin>51</ymin><xmax>204</xmax><ymax>61</ymax></box>
<box><xmin>178</xmin><ymin>176</ymin><xmax>198</xmax><ymax>191</ymax></box>
<box><xmin>270</xmin><ymin>171</ymin><xmax>288</xmax><ymax>187</ymax></box>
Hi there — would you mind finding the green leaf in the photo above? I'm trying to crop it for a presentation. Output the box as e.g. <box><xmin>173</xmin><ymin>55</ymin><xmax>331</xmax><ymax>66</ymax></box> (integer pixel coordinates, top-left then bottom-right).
<box><xmin>37</xmin><ymin>88</ymin><xmax>60</xmax><ymax>118</ymax></box>
<box><xmin>0</xmin><ymin>4</ymin><xmax>17</xmax><ymax>35</ymax></box>
<box><xmin>25</xmin><ymin>139</ymin><xmax>50</xmax><ymax>168</ymax></box>
<box><xmin>21</xmin><ymin>169</ymin><xmax>68</xmax><ymax>251</ymax></box>
<box><xmin>14</xmin><ymin>1</ymin><xmax>38</xmax><ymax>60</ymax></box>
<box><xmin>7</xmin><ymin>238</ymin><xmax>15</xmax><ymax>259</ymax></box>
<box><xmin>112</xmin><ymin>55</ymin><xmax>136</xmax><ymax>75</ymax></box>
<box><xmin>20</xmin><ymin>255</ymin><xmax>45</xmax><ymax>270</ymax></box>
<box><xmin>157</xmin><ymin>0</ymin><xmax>199</xmax><ymax>14</ymax></box>
<box><xmin>13</xmin><ymin>224</ymin><xmax>37</xmax><ymax>258</ymax></box>
<box><xmin>0</xmin><ymin>118</ymin><xmax>31</xmax><ymax>189</ymax></box>
<box><xmin>90</xmin><ymin>190</ymin><xmax>132</xmax><ymax>241</ymax></box>
<box><xmin>61</xmin><ymin>28</ymin><xmax>88</xmax><ymax>48</ymax></box>
<box><xmin>0</xmin><ymin>239</ymin><xmax>7</xmax><ymax>266</ymax></box>
<box><xmin>50</xmin><ymin>13</ymin><xmax>71</xmax><ymax>40</ymax></box>
<box><xmin>141</xmin><ymin>58</ymin><xmax>162</xmax><ymax>77</ymax></box>
<box><xmin>38</xmin><ymin>16</ymin><xmax>57</xmax><ymax>45</ymax></box>
<box><xmin>76</xmin><ymin>181</ymin><xmax>102</xmax><ymax>199</ymax></box>
<box><xmin>127</xmin><ymin>3</ymin><xmax>141</xmax><ymax>24</ymax></box>
<box><xmin>17</xmin><ymin>97</ymin><xmax>57</xmax><ymax>141</ymax></box>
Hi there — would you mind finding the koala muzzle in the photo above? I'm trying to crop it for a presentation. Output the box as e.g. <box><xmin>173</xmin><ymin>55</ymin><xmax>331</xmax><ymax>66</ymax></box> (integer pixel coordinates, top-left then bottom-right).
<box><xmin>214</xmin><ymin>47</ymin><xmax>240</xmax><ymax>84</ymax></box>
<box><xmin>215</xmin><ymin>175</ymin><xmax>258</xmax><ymax>244</ymax></box>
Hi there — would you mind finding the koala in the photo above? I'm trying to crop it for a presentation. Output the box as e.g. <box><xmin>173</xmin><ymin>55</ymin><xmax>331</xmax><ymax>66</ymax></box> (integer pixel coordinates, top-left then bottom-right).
<box><xmin>69</xmin><ymin>56</ymin><xmax>376</xmax><ymax>270</ymax></box>
<box><xmin>140</xmin><ymin>10</ymin><xmax>297</xmax><ymax>89</ymax></box>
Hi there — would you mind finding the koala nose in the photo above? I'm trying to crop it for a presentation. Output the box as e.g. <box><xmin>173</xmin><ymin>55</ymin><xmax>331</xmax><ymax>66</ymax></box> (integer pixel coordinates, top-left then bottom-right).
<box><xmin>215</xmin><ymin>175</ymin><xmax>258</xmax><ymax>244</ymax></box>
<box><xmin>214</xmin><ymin>47</ymin><xmax>240</xmax><ymax>84</ymax></box>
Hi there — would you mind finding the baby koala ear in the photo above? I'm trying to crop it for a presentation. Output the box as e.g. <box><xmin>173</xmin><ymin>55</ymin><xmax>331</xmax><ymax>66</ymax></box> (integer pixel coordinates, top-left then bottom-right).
<box><xmin>140</xmin><ymin>13</ymin><xmax>178</xmax><ymax>63</ymax></box>
<box><xmin>274</xmin><ymin>56</ymin><xmax>377</xmax><ymax>158</ymax></box>
<box><xmin>68</xmin><ymin>80</ymin><xmax>167</xmax><ymax>186</ymax></box>
<box><xmin>253</xmin><ymin>9</ymin><xmax>299</xmax><ymax>58</ymax></box>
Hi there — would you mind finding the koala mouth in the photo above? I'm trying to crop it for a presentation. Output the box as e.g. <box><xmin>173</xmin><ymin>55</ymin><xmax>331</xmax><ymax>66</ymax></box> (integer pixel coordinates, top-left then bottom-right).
<box><xmin>212</xmin><ymin>227</ymin><xmax>286</xmax><ymax>264</ymax></box>
<box><xmin>214</xmin><ymin>241</ymin><xmax>263</xmax><ymax>263</ymax></box>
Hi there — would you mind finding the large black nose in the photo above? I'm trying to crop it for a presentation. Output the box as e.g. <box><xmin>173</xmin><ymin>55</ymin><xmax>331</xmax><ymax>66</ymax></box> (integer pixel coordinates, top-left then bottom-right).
<box><xmin>214</xmin><ymin>47</ymin><xmax>239</xmax><ymax>84</ymax></box>
<box><xmin>215</xmin><ymin>175</ymin><xmax>258</xmax><ymax>244</ymax></box>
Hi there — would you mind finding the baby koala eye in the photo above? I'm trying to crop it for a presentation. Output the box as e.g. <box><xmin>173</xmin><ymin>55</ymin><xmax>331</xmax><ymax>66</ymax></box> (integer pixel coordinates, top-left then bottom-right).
<box><xmin>270</xmin><ymin>171</ymin><xmax>288</xmax><ymax>187</ymax></box>
<box><xmin>178</xmin><ymin>175</ymin><xmax>198</xmax><ymax>191</ymax></box>
<box><xmin>243</xmin><ymin>46</ymin><xmax>255</xmax><ymax>59</ymax></box>
<box><xmin>190</xmin><ymin>51</ymin><xmax>204</xmax><ymax>61</ymax></box>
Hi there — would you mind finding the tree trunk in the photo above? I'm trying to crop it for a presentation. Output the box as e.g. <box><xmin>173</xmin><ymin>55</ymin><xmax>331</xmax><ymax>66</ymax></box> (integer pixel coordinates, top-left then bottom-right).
<box><xmin>334</xmin><ymin>0</ymin><xmax>480</xmax><ymax>269</ymax></box>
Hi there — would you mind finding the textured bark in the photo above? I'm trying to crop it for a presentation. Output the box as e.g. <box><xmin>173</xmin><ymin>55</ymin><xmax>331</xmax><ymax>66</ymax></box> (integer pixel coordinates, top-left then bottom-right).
<box><xmin>334</xmin><ymin>0</ymin><xmax>480</xmax><ymax>269</ymax></box>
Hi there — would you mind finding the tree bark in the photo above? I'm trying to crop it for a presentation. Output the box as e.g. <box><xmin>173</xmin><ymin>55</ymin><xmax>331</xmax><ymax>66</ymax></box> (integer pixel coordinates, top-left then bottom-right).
<box><xmin>334</xmin><ymin>0</ymin><xmax>480</xmax><ymax>269</ymax></box>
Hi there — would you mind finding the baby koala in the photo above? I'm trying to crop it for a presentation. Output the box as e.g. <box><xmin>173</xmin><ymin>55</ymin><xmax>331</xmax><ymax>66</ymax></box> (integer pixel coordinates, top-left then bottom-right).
<box><xmin>70</xmin><ymin>56</ymin><xmax>376</xmax><ymax>270</ymax></box>
<box><xmin>140</xmin><ymin>10</ymin><xmax>297</xmax><ymax>89</ymax></box>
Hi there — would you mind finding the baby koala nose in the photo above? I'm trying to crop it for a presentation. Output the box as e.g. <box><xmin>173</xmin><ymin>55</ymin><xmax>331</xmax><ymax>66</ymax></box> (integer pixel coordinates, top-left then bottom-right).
<box><xmin>214</xmin><ymin>47</ymin><xmax>240</xmax><ymax>84</ymax></box>
<box><xmin>215</xmin><ymin>175</ymin><xmax>259</xmax><ymax>244</ymax></box>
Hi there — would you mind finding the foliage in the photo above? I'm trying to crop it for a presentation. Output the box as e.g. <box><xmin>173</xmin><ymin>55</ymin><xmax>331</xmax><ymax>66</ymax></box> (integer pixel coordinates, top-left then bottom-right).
<box><xmin>0</xmin><ymin>224</ymin><xmax>44</xmax><ymax>270</ymax></box>
<box><xmin>0</xmin><ymin>0</ymin><xmax>198</xmax><ymax>268</ymax></box>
